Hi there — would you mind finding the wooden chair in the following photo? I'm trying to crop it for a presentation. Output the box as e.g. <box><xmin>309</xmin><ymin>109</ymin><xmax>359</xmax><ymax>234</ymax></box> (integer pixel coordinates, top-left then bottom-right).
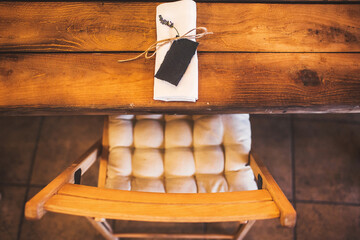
<box><xmin>25</xmin><ymin>117</ymin><xmax>296</xmax><ymax>240</ymax></box>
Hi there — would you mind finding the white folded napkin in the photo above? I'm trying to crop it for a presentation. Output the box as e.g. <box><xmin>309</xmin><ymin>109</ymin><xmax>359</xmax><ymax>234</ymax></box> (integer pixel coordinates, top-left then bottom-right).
<box><xmin>154</xmin><ymin>0</ymin><xmax>198</xmax><ymax>102</ymax></box>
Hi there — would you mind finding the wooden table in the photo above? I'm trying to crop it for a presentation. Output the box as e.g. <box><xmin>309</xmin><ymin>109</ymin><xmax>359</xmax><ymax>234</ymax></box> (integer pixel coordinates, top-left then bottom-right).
<box><xmin>0</xmin><ymin>0</ymin><xmax>359</xmax><ymax>115</ymax></box>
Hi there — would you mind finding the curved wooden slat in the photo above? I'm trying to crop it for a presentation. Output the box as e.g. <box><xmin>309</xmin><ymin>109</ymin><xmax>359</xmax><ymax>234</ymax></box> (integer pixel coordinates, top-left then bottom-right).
<box><xmin>58</xmin><ymin>183</ymin><xmax>273</xmax><ymax>204</ymax></box>
<box><xmin>1</xmin><ymin>53</ymin><xmax>359</xmax><ymax>114</ymax></box>
<box><xmin>113</xmin><ymin>233</ymin><xmax>233</xmax><ymax>239</ymax></box>
<box><xmin>44</xmin><ymin>194</ymin><xmax>280</xmax><ymax>222</ymax></box>
<box><xmin>0</xmin><ymin>2</ymin><xmax>359</xmax><ymax>52</ymax></box>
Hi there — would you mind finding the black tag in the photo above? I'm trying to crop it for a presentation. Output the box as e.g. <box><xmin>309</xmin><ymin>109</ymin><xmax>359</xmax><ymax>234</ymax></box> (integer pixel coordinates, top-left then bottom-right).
<box><xmin>155</xmin><ymin>39</ymin><xmax>199</xmax><ymax>86</ymax></box>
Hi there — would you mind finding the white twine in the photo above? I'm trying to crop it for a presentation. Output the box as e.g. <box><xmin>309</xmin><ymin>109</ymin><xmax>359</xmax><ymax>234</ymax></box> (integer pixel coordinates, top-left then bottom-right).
<box><xmin>117</xmin><ymin>27</ymin><xmax>213</xmax><ymax>63</ymax></box>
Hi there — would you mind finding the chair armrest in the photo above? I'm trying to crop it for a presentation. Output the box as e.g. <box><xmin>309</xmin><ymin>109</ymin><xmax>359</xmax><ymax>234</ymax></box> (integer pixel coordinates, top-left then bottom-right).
<box><xmin>250</xmin><ymin>154</ymin><xmax>296</xmax><ymax>227</ymax></box>
<box><xmin>25</xmin><ymin>139</ymin><xmax>102</xmax><ymax>220</ymax></box>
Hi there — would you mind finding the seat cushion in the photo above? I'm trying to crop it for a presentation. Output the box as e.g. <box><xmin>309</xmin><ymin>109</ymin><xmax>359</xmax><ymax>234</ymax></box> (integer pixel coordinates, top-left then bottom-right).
<box><xmin>106</xmin><ymin>114</ymin><xmax>257</xmax><ymax>193</ymax></box>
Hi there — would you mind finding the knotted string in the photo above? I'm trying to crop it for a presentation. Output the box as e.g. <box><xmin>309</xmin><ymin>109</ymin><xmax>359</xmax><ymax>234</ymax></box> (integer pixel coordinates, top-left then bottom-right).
<box><xmin>117</xmin><ymin>27</ymin><xmax>213</xmax><ymax>63</ymax></box>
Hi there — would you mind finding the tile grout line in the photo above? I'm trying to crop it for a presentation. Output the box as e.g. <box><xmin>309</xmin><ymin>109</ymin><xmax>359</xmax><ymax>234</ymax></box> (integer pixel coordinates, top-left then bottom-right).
<box><xmin>0</xmin><ymin>182</ymin><xmax>46</xmax><ymax>188</ymax></box>
<box><xmin>290</xmin><ymin>115</ymin><xmax>297</xmax><ymax>240</ymax></box>
<box><xmin>16</xmin><ymin>117</ymin><xmax>44</xmax><ymax>240</ymax></box>
<box><xmin>297</xmin><ymin>199</ymin><xmax>360</xmax><ymax>207</ymax></box>
<box><xmin>291</xmin><ymin>118</ymin><xmax>360</xmax><ymax>126</ymax></box>
<box><xmin>203</xmin><ymin>222</ymin><xmax>207</xmax><ymax>236</ymax></box>
<box><xmin>112</xmin><ymin>220</ymin><xmax>116</xmax><ymax>235</ymax></box>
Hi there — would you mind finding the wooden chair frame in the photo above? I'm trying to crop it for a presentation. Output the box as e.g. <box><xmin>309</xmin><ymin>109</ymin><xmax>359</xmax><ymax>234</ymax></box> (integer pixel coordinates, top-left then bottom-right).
<box><xmin>25</xmin><ymin>119</ymin><xmax>296</xmax><ymax>240</ymax></box>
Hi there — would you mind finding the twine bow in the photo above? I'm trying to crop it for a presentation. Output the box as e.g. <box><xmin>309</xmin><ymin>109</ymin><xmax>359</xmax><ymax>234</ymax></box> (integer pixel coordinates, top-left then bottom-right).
<box><xmin>117</xmin><ymin>27</ymin><xmax>213</xmax><ymax>63</ymax></box>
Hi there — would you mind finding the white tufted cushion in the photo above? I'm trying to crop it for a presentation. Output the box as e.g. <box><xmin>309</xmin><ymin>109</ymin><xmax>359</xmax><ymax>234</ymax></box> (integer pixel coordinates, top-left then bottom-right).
<box><xmin>132</xmin><ymin>148</ymin><xmax>164</xmax><ymax>178</ymax></box>
<box><xmin>108</xmin><ymin>147</ymin><xmax>132</xmax><ymax>176</ymax></box>
<box><xmin>196</xmin><ymin>174</ymin><xmax>229</xmax><ymax>193</ymax></box>
<box><xmin>105</xmin><ymin>114</ymin><xmax>257</xmax><ymax>193</ymax></box>
<box><xmin>164</xmin><ymin>148</ymin><xmax>195</xmax><ymax>177</ymax></box>
<box><xmin>165</xmin><ymin>177</ymin><xmax>197</xmax><ymax>193</ymax></box>
<box><xmin>134</xmin><ymin>119</ymin><xmax>164</xmax><ymax>148</ymax></box>
<box><xmin>108</xmin><ymin>119</ymin><xmax>133</xmax><ymax>149</ymax></box>
<box><xmin>165</xmin><ymin>119</ymin><xmax>193</xmax><ymax>148</ymax></box>
<box><xmin>224</xmin><ymin>145</ymin><xmax>249</xmax><ymax>171</ymax></box>
<box><xmin>193</xmin><ymin>115</ymin><xmax>224</xmax><ymax>147</ymax></box>
<box><xmin>106</xmin><ymin>175</ymin><xmax>131</xmax><ymax>191</ymax></box>
<box><xmin>226</xmin><ymin>166</ymin><xmax>258</xmax><ymax>191</ymax></box>
<box><xmin>194</xmin><ymin>146</ymin><xmax>224</xmax><ymax>174</ymax></box>
<box><xmin>131</xmin><ymin>178</ymin><xmax>165</xmax><ymax>193</ymax></box>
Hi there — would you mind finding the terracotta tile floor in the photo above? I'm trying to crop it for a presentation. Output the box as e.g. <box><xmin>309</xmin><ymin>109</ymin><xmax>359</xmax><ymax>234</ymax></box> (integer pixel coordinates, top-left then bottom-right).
<box><xmin>0</xmin><ymin>114</ymin><xmax>359</xmax><ymax>240</ymax></box>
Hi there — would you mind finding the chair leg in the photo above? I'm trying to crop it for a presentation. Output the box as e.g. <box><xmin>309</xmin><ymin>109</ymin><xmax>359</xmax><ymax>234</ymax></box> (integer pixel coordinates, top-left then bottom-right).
<box><xmin>233</xmin><ymin>220</ymin><xmax>256</xmax><ymax>240</ymax></box>
<box><xmin>86</xmin><ymin>217</ymin><xmax>118</xmax><ymax>240</ymax></box>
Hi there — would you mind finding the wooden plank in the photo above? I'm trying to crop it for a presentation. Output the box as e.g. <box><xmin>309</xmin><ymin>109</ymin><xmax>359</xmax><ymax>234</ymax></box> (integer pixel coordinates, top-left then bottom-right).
<box><xmin>44</xmin><ymin>194</ymin><xmax>280</xmax><ymax>222</ymax></box>
<box><xmin>113</xmin><ymin>233</ymin><xmax>233</xmax><ymax>239</ymax></box>
<box><xmin>0</xmin><ymin>2</ymin><xmax>359</xmax><ymax>52</ymax></box>
<box><xmin>97</xmin><ymin>119</ymin><xmax>108</xmax><ymax>188</ymax></box>
<box><xmin>1</xmin><ymin>53</ymin><xmax>359</xmax><ymax>114</ymax></box>
<box><xmin>94</xmin><ymin>118</ymin><xmax>108</xmax><ymax>222</ymax></box>
<box><xmin>250</xmin><ymin>155</ymin><xmax>296</xmax><ymax>227</ymax></box>
<box><xmin>58</xmin><ymin>183</ymin><xmax>272</xmax><ymax>204</ymax></box>
<box><xmin>25</xmin><ymin>140</ymin><xmax>101</xmax><ymax>219</ymax></box>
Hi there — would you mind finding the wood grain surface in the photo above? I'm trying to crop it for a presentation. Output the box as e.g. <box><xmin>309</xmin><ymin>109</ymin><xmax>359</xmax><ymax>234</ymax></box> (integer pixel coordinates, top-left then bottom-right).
<box><xmin>0</xmin><ymin>53</ymin><xmax>359</xmax><ymax>114</ymax></box>
<box><xmin>0</xmin><ymin>2</ymin><xmax>359</xmax><ymax>52</ymax></box>
<box><xmin>25</xmin><ymin>140</ymin><xmax>101</xmax><ymax>219</ymax></box>
<box><xmin>250</xmin><ymin>155</ymin><xmax>296</xmax><ymax>227</ymax></box>
<box><xmin>0</xmin><ymin>1</ymin><xmax>359</xmax><ymax>114</ymax></box>
<box><xmin>112</xmin><ymin>233</ymin><xmax>233</xmax><ymax>239</ymax></box>
<box><xmin>45</xmin><ymin>194</ymin><xmax>280</xmax><ymax>222</ymax></box>
<box><xmin>59</xmin><ymin>184</ymin><xmax>273</xmax><ymax>204</ymax></box>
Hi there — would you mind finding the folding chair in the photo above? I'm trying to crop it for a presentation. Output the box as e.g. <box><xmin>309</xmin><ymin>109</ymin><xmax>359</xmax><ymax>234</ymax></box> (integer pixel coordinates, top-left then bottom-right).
<box><xmin>26</xmin><ymin>114</ymin><xmax>295</xmax><ymax>240</ymax></box>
